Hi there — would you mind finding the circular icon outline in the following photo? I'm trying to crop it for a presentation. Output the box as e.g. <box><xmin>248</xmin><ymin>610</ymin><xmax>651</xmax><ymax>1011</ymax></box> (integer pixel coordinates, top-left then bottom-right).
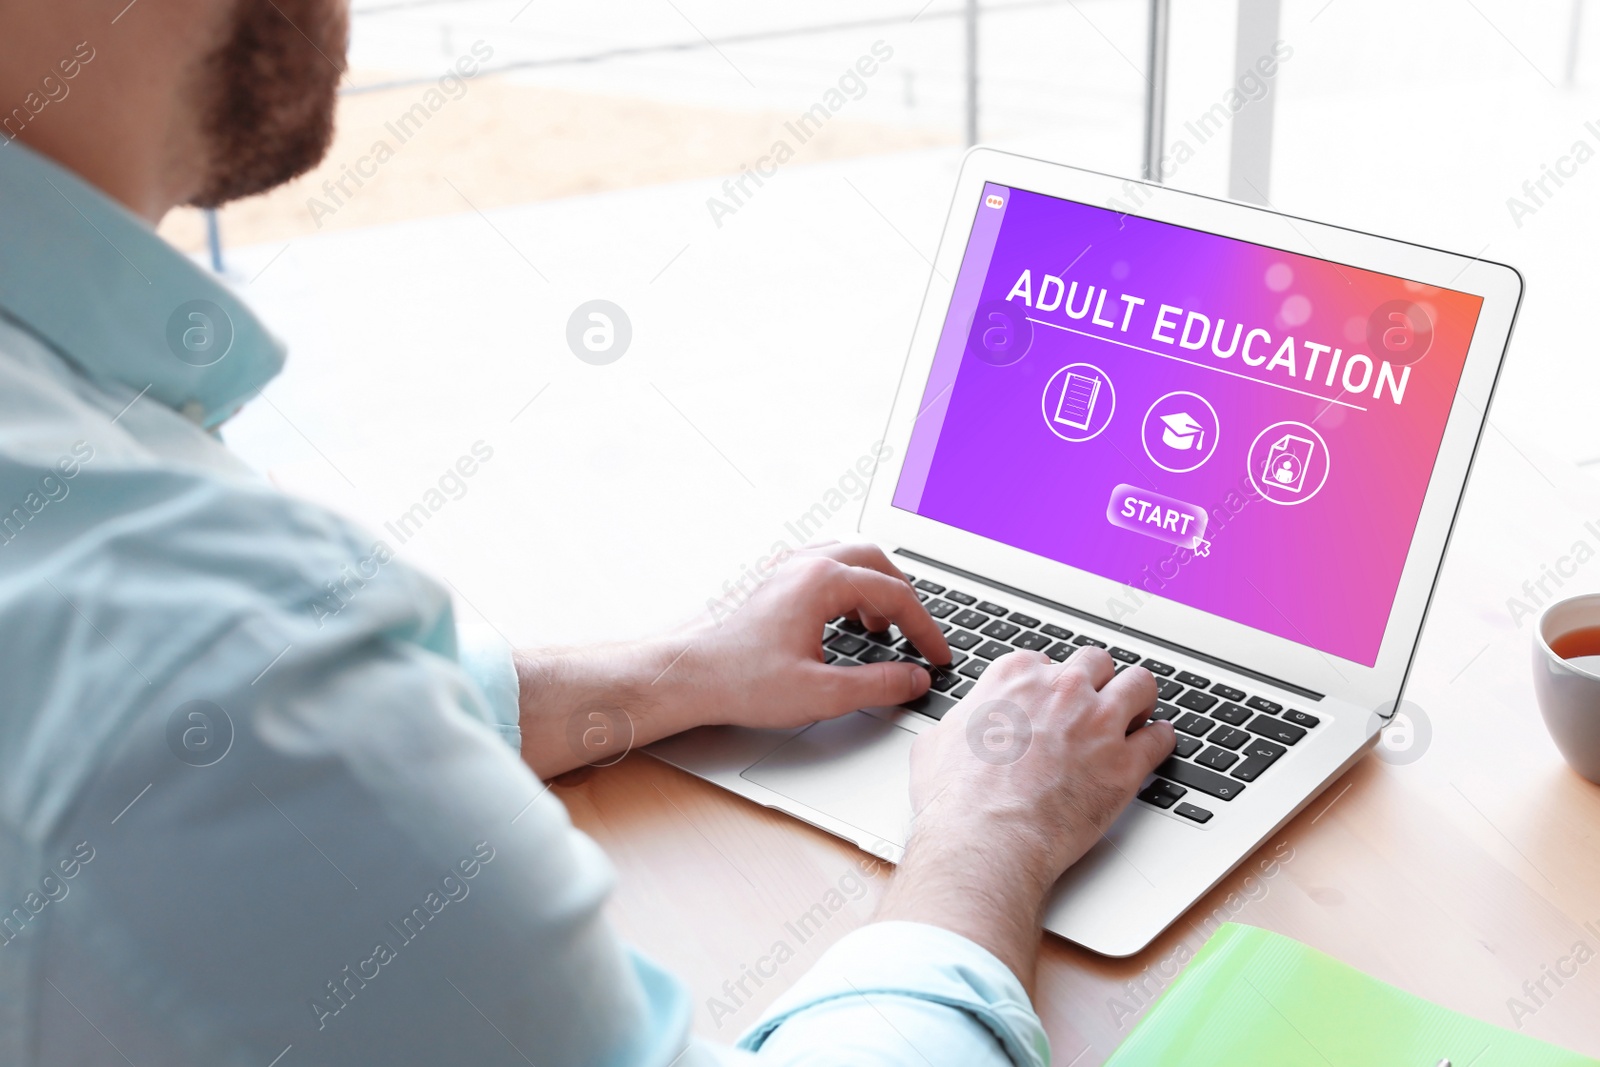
<box><xmin>565</xmin><ymin>299</ymin><xmax>633</xmax><ymax>366</ymax></box>
<box><xmin>1366</xmin><ymin>299</ymin><xmax>1434</xmax><ymax>368</ymax></box>
<box><xmin>1140</xmin><ymin>390</ymin><xmax>1220</xmax><ymax>474</ymax></box>
<box><xmin>1040</xmin><ymin>363</ymin><xmax>1116</xmax><ymax>444</ymax></box>
<box><xmin>564</xmin><ymin>700</ymin><xmax>636</xmax><ymax>768</ymax></box>
<box><xmin>1247</xmin><ymin>420</ymin><xmax>1331</xmax><ymax>506</ymax></box>
<box><xmin>966</xmin><ymin>300</ymin><xmax>1034</xmax><ymax>367</ymax></box>
<box><xmin>165</xmin><ymin>300</ymin><xmax>234</xmax><ymax>368</ymax></box>
<box><xmin>165</xmin><ymin>700</ymin><xmax>235</xmax><ymax>768</ymax></box>
<box><xmin>1366</xmin><ymin>699</ymin><xmax>1432</xmax><ymax>766</ymax></box>
<box><xmin>964</xmin><ymin>699</ymin><xmax>1034</xmax><ymax>766</ymax></box>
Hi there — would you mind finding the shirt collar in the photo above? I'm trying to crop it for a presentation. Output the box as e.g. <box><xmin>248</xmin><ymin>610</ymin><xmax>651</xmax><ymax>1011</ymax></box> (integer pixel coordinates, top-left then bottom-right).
<box><xmin>0</xmin><ymin>140</ymin><xmax>284</xmax><ymax>429</ymax></box>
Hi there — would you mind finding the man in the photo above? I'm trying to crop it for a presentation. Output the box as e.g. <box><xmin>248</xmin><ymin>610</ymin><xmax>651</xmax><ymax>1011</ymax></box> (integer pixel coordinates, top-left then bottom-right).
<box><xmin>0</xmin><ymin>2</ymin><xmax>1175</xmax><ymax>1064</ymax></box>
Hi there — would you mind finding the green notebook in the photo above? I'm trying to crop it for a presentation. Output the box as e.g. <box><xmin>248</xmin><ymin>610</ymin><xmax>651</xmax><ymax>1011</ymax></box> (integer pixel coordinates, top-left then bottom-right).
<box><xmin>1104</xmin><ymin>924</ymin><xmax>1598</xmax><ymax>1066</ymax></box>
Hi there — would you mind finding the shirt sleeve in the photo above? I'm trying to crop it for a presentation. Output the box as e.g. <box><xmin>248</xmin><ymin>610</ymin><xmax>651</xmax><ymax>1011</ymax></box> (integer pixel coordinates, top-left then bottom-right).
<box><xmin>454</xmin><ymin>615</ymin><xmax>522</xmax><ymax>751</ymax></box>
<box><xmin>732</xmin><ymin>921</ymin><xmax>1050</xmax><ymax>1067</ymax></box>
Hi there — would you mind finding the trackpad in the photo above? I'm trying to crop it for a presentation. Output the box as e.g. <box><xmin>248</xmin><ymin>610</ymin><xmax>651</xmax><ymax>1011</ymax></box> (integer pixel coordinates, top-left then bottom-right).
<box><xmin>742</xmin><ymin>712</ymin><xmax>917</xmax><ymax>848</ymax></box>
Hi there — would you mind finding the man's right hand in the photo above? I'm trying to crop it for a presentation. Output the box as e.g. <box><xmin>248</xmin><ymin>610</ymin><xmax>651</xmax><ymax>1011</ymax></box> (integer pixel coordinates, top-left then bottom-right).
<box><xmin>873</xmin><ymin>648</ymin><xmax>1175</xmax><ymax>991</ymax></box>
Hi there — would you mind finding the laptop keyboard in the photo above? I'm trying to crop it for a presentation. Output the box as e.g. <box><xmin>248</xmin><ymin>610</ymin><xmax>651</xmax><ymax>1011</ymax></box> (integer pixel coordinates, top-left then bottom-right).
<box><xmin>824</xmin><ymin>571</ymin><xmax>1324</xmax><ymax>827</ymax></box>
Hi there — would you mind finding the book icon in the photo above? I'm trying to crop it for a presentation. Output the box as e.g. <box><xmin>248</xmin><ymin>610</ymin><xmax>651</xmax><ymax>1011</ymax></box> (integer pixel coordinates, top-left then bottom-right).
<box><xmin>1053</xmin><ymin>371</ymin><xmax>1102</xmax><ymax>430</ymax></box>
<box><xmin>1041</xmin><ymin>363</ymin><xmax>1116</xmax><ymax>443</ymax></box>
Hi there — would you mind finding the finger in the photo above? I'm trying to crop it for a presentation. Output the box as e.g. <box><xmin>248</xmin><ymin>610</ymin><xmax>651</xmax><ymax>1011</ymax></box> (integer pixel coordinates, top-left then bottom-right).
<box><xmin>817</xmin><ymin>659</ymin><xmax>931</xmax><ymax>713</ymax></box>
<box><xmin>1101</xmin><ymin>665</ymin><xmax>1159</xmax><ymax>732</ymax></box>
<box><xmin>987</xmin><ymin>649</ymin><xmax>1051</xmax><ymax>679</ymax></box>
<box><xmin>825</xmin><ymin>566</ymin><xmax>952</xmax><ymax>665</ymax></box>
<box><xmin>795</xmin><ymin>539</ymin><xmax>841</xmax><ymax>553</ymax></box>
<box><xmin>809</xmin><ymin>542</ymin><xmax>910</xmax><ymax>583</ymax></box>
<box><xmin>1126</xmin><ymin>719</ymin><xmax>1176</xmax><ymax>774</ymax></box>
<box><xmin>1053</xmin><ymin>646</ymin><xmax>1115</xmax><ymax>691</ymax></box>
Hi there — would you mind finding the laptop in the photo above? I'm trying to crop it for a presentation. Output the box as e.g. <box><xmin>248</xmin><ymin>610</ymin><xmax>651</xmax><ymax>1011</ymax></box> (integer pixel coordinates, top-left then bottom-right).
<box><xmin>650</xmin><ymin>148</ymin><xmax>1522</xmax><ymax>957</ymax></box>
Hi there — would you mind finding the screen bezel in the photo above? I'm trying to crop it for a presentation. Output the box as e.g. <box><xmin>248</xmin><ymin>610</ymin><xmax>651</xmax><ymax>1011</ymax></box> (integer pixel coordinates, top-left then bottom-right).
<box><xmin>859</xmin><ymin>147</ymin><xmax>1521</xmax><ymax>710</ymax></box>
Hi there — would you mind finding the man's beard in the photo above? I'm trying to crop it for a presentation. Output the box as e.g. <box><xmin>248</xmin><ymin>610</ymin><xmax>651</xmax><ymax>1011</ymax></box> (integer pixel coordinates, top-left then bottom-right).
<box><xmin>189</xmin><ymin>0</ymin><xmax>349</xmax><ymax>208</ymax></box>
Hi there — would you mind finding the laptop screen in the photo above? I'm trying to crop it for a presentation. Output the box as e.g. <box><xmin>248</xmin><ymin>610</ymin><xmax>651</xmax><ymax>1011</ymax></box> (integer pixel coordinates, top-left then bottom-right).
<box><xmin>892</xmin><ymin>182</ymin><xmax>1484</xmax><ymax>667</ymax></box>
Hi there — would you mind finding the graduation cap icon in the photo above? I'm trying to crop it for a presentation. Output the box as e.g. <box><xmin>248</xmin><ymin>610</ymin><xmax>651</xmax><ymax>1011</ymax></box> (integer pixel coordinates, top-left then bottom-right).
<box><xmin>1159</xmin><ymin>411</ymin><xmax>1206</xmax><ymax>451</ymax></box>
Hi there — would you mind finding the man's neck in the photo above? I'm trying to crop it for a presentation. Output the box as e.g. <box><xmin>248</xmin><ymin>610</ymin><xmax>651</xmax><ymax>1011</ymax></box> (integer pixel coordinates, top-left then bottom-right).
<box><xmin>0</xmin><ymin>10</ymin><xmax>212</xmax><ymax>224</ymax></box>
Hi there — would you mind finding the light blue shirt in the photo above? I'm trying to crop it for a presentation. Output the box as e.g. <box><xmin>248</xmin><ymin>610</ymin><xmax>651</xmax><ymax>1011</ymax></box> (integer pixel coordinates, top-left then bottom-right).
<box><xmin>0</xmin><ymin>140</ymin><xmax>1050</xmax><ymax>1067</ymax></box>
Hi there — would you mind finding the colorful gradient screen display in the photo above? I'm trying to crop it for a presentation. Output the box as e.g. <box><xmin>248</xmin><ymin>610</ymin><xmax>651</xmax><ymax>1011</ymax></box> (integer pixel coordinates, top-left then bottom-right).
<box><xmin>892</xmin><ymin>183</ymin><xmax>1483</xmax><ymax>666</ymax></box>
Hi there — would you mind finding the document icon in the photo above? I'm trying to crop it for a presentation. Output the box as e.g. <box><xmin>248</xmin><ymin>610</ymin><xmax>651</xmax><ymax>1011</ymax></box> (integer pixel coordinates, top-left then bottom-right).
<box><xmin>1053</xmin><ymin>372</ymin><xmax>1102</xmax><ymax>430</ymax></box>
<box><xmin>1263</xmin><ymin>434</ymin><xmax>1315</xmax><ymax>493</ymax></box>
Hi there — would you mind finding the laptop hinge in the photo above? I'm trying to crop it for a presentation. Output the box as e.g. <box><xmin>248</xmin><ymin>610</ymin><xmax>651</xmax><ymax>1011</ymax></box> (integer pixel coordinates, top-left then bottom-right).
<box><xmin>893</xmin><ymin>548</ymin><xmax>1325</xmax><ymax>702</ymax></box>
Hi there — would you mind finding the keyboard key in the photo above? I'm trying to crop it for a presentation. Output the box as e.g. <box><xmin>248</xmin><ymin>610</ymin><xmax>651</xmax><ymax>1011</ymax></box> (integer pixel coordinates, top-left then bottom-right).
<box><xmin>980</xmin><ymin>620</ymin><xmax>1021</xmax><ymax>641</ymax></box>
<box><xmin>1158</xmin><ymin>758</ymin><xmax>1241</xmax><ymax>799</ymax></box>
<box><xmin>1176</xmin><ymin>689</ymin><xmax>1219</xmax><ymax>713</ymax></box>
<box><xmin>958</xmin><ymin>659</ymin><xmax>989</xmax><ymax>679</ymax></box>
<box><xmin>976</xmin><ymin>600</ymin><xmax>1008</xmax><ymax>616</ymax></box>
<box><xmin>1157</xmin><ymin>757</ymin><xmax>1245</xmax><ymax>801</ymax></box>
<box><xmin>1141</xmin><ymin>659</ymin><xmax>1175</xmax><ymax>676</ymax></box>
<box><xmin>826</xmin><ymin>633</ymin><xmax>868</xmax><ymax>656</ymax></box>
<box><xmin>1231</xmin><ymin>737</ymin><xmax>1287</xmax><ymax>781</ymax></box>
<box><xmin>1156</xmin><ymin>679</ymin><xmax>1184</xmax><ymax>701</ymax></box>
<box><xmin>946</xmin><ymin>590</ymin><xmax>977</xmax><ymax>605</ymax></box>
<box><xmin>1208</xmin><ymin>725</ymin><xmax>1251</xmax><ymax>750</ymax></box>
<box><xmin>1148</xmin><ymin>702</ymin><xmax>1180</xmax><ymax>721</ymax></box>
<box><xmin>1174</xmin><ymin>802</ymin><xmax>1213</xmax><ymax>824</ymax></box>
<box><xmin>1245</xmin><ymin>714</ymin><xmax>1306</xmax><ymax>746</ymax></box>
<box><xmin>1173</xmin><ymin>735</ymin><xmax>1204</xmax><ymax>758</ymax></box>
<box><xmin>974</xmin><ymin>640</ymin><xmax>1013</xmax><ymax>661</ymax></box>
<box><xmin>1245</xmin><ymin>696</ymin><xmax>1283</xmax><ymax>714</ymax></box>
<box><xmin>924</xmin><ymin>599</ymin><xmax>958</xmax><ymax>619</ymax></box>
<box><xmin>947</xmin><ymin>630</ymin><xmax>982</xmax><ymax>651</ymax></box>
<box><xmin>837</xmin><ymin>619</ymin><xmax>867</xmax><ymax>635</ymax></box>
<box><xmin>1041</xmin><ymin>623</ymin><xmax>1073</xmax><ymax>640</ymax></box>
<box><xmin>914</xmin><ymin>591</ymin><xmax>928</xmax><ymax>602</ymax></box>
<box><xmin>902</xmin><ymin>641</ymin><xmax>967</xmax><ymax>668</ymax></box>
<box><xmin>1174</xmin><ymin>712</ymin><xmax>1215</xmax><ymax>737</ymax></box>
<box><xmin>1282</xmin><ymin>709</ymin><xmax>1320</xmax><ymax>729</ymax></box>
<box><xmin>914</xmin><ymin>580</ymin><xmax>946</xmax><ymax>594</ymax></box>
<box><xmin>837</xmin><ymin>657</ymin><xmax>863</xmax><ymax>667</ymax></box>
<box><xmin>1109</xmin><ymin>647</ymin><xmax>1142</xmax><ymax>664</ymax></box>
<box><xmin>1210</xmin><ymin>683</ymin><xmax>1246</xmax><ymax>701</ymax></box>
<box><xmin>1196</xmin><ymin>746</ymin><xmax>1240</xmax><ymax>771</ymax></box>
<box><xmin>950</xmin><ymin>609</ymin><xmax>990</xmax><ymax>630</ymax></box>
<box><xmin>1008</xmin><ymin>612</ymin><xmax>1041</xmax><ymax>628</ymax></box>
<box><xmin>1176</xmin><ymin>671</ymin><xmax>1210</xmax><ymax>688</ymax></box>
<box><xmin>952</xmin><ymin>680</ymin><xmax>975</xmax><ymax>698</ymax></box>
<box><xmin>1073</xmin><ymin>635</ymin><xmax>1108</xmax><ymax>648</ymax></box>
<box><xmin>928</xmin><ymin>669</ymin><xmax>961</xmax><ymax>692</ymax></box>
<box><xmin>1012</xmin><ymin>631</ymin><xmax>1052</xmax><ymax>652</ymax></box>
<box><xmin>902</xmin><ymin>691</ymin><xmax>957</xmax><ymax>720</ymax></box>
<box><xmin>859</xmin><ymin>644</ymin><xmax>898</xmax><ymax>664</ymax></box>
<box><xmin>1044</xmin><ymin>642</ymin><xmax>1074</xmax><ymax>662</ymax></box>
<box><xmin>899</xmin><ymin>572</ymin><xmax>915</xmax><ymax>583</ymax></box>
<box><xmin>1210</xmin><ymin>701</ymin><xmax>1251</xmax><ymax>726</ymax></box>
<box><xmin>823</xmin><ymin>650</ymin><xmax>839</xmax><ymax>664</ymax></box>
<box><xmin>1137</xmin><ymin>779</ymin><xmax>1187</xmax><ymax>809</ymax></box>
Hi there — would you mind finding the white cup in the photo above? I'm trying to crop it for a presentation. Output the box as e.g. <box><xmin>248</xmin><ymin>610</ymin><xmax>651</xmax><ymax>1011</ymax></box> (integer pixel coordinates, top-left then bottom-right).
<box><xmin>1532</xmin><ymin>593</ymin><xmax>1600</xmax><ymax>785</ymax></box>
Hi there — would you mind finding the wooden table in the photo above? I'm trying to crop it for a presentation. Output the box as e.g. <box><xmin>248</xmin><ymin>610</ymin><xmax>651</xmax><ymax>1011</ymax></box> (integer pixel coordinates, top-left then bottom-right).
<box><xmin>554</xmin><ymin>424</ymin><xmax>1600</xmax><ymax>1062</ymax></box>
